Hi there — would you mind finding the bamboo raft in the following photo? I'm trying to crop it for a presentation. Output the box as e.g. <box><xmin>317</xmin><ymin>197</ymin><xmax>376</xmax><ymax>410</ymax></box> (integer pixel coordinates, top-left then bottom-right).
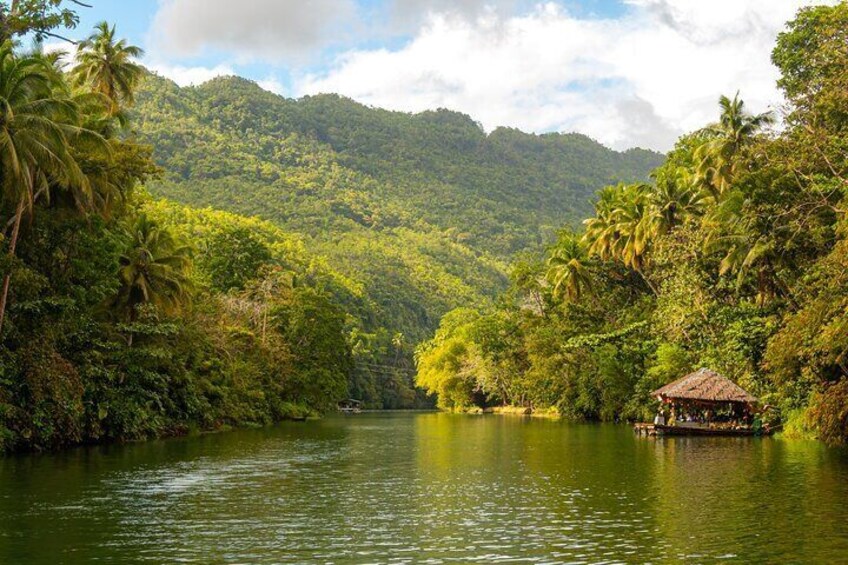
<box><xmin>634</xmin><ymin>422</ymin><xmax>776</xmax><ymax>437</ymax></box>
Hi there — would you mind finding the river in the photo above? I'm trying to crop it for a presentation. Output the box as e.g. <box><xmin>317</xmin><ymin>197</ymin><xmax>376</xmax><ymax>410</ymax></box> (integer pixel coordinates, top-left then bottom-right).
<box><xmin>1</xmin><ymin>412</ymin><xmax>847</xmax><ymax>563</ymax></box>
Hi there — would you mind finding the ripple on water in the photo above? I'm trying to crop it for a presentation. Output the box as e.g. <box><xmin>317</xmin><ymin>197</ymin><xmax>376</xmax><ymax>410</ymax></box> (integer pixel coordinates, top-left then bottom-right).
<box><xmin>2</xmin><ymin>415</ymin><xmax>848</xmax><ymax>563</ymax></box>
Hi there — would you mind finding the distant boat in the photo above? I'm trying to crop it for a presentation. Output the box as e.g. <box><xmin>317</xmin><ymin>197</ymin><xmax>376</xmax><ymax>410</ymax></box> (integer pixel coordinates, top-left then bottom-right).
<box><xmin>338</xmin><ymin>399</ymin><xmax>363</xmax><ymax>414</ymax></box>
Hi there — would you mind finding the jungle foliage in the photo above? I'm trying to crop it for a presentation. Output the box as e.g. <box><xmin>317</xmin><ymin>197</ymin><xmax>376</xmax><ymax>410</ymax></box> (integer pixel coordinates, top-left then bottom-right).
<box><xmin>6</xmin><ymin>1</ymin><xmax>846</xmax><ymax>451</ymax></box>
<box><xmin>0</xmin><ymin>11</ymin><xmax>360</xmax><ymax>451</ymax></box>
<box><xmin>416</xmin><ymin>3</ymin><xmax>848</xmax><ymax>445</ymax></box>
<box><xmin>125</xmin><ymin>62</ymin><xmax>660</xmax><ymax>409</ymax></box>
<box><xmin>1</xmin><ymin>2</ymin><xmax>660</xmax><ymax>450</ymax></box>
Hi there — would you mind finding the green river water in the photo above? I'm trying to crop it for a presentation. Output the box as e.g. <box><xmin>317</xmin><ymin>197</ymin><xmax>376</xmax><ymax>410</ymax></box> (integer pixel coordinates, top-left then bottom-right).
<box><xmin>1</xmin><ymin>412</ymin><xmax>847</xmax><ymax>564</ymax></box>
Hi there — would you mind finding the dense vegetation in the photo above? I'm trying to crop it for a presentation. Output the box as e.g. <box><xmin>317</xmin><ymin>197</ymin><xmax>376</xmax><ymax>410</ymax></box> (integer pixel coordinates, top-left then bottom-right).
<box><xmin>6</xmin><ymin>1</ymin><xmax>845</xmax><ymax>451</ymax></box>
<box><xmin>0</xmin><ymin>2</ymin><xmax>661</xmax><ymax>451</ymax></box>
<box><xmin>417</xmin><ymin>3</ymin><xmax>848</xmax><ymax>445</ymax></box>
<box><xmin>0</xmin><ymin>6</ymin><xmax>355</xmax><ymax>451</ymax></box>
<box><xmin>127</xmin><ymin>66</ymin><xmax>660</xmax><ymax>409</ymax></box>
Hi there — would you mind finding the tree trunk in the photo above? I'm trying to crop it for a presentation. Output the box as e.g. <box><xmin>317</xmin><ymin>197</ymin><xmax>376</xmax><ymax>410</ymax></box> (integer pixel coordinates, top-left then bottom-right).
<box><xmin>635</xmin><ymin>266</ymin><xmax>659</xmax><ymax>296</ymax></box>
<box><xmin>0</xmin><ymin>199</ymin><xmax>25</xmax><ymax>333</ymax></box>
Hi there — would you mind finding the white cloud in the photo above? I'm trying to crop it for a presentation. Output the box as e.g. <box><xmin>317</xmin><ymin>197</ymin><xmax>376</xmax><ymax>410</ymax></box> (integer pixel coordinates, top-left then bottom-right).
<box><xmin>148</xmin><ymin>63</ymin><xmax>236</xmax><ymax>87</ymax></box>
<box><xmin>295</xmin><ymin>0</ymin><xmax>832</xmax><ymax>150</ymax></box>
<box><xmin>150</xmin><ymin>0</ymin><xmax>524</xmax><ymax>62</ymax></box>
<box><xmin>257</xmin><ymin>76</ymin><xmax>287</xmax><ymax>96</ymax></box>
<box><xmin>39</xmin><ymin>40</ymin><xmax>72</xmax><ymax>56</ymax></box>
<box><xmin>151</xmin><ymin>0</ymin><xmax>358</xmax><ymax>63</ymax></box>
<box><xmin>386</xmin><ymin>0</ymin><xmax>525</xmax><ymax>29</ymax></box>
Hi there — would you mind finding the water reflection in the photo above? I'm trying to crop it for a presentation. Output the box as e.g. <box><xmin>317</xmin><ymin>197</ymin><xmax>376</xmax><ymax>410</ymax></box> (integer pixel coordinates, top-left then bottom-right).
<box><xmin>0</xmin><ymin>414</ymin><xmax>846</xmax><ymax>563</ymax></box>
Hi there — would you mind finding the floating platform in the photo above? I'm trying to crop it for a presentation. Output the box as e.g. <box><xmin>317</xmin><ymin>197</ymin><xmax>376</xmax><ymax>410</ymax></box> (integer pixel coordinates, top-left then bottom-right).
<box><xmin>634</xmin><ymin>423</ymin><xmax>774</xmax><ymax>437</ymax></box>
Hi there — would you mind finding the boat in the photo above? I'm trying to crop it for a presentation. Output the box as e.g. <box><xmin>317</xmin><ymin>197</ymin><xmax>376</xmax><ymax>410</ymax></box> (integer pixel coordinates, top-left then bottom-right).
<box><xmin>338</xmin><ymin>399</ymin><xmax>363</xmax><ymax>414</ymax></box>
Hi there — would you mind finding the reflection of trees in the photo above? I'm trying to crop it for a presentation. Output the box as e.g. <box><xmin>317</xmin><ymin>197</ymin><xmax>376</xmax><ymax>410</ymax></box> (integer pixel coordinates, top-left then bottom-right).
<box><xmin>646</xmin><ymin>437</ymin><xmax>847</xmax><ymax>560</ymax></box>
<box><xmin>414</xmin><ymin>416</ymin><xmax>668</xmax><ymax>560</ymax></box>
<box><xmin>2</xmin><ymin>417</ymin><xmax>847</xmax><ymax>562</ymax></box>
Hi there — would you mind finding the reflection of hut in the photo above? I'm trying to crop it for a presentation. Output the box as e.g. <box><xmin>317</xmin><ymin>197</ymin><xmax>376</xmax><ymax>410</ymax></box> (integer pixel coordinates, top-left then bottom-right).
<box><xmin>635</xmin><ymin>368</ymin><xmax>773</xmax><ymax>436</ymax></box>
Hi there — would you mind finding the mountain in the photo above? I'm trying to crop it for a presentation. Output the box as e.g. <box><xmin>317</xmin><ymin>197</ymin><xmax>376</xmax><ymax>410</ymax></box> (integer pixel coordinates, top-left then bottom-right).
<box><xmin>134</xmin><ymin>74</ymin><xmax>662</xmax><ymax>256</ymax></box>
<box><xmin>130</xmin><ymin>73</ymin><xmax>663</xmax><ymax>406</ymax></box>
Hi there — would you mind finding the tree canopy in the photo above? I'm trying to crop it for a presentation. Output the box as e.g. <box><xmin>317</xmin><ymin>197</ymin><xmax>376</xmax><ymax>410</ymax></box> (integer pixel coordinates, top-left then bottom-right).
<box><xmin>416</xmin><ymin>2</ymin><xmax>848</xmax><ymax>445</ymax></box>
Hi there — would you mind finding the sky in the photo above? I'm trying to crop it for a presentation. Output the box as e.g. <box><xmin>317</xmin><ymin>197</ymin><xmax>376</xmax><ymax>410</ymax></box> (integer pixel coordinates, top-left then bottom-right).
<box><xmin>49</xmin><ymin>0</ymin><xmax>835</xmax><ymax>151</ymax></box>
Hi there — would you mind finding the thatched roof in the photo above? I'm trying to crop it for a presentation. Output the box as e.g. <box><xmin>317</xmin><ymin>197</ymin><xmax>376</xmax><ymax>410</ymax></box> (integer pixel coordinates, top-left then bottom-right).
<box><xmin>652</xmin><ymin>368</ymin><xmax>758</xmax><ymax>404</ymax></box>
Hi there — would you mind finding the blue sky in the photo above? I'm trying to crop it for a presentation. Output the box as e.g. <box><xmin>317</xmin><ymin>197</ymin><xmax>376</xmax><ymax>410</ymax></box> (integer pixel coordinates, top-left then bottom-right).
<box><xmin>52</xmin><ymin>0</ymin><xmax>833</xmax><ymax>150</ymax></box>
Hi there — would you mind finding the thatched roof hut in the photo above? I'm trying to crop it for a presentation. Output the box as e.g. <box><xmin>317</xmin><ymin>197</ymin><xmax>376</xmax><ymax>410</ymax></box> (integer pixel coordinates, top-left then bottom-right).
<box><xmin>652</xmin><ymin>368</ymin><xmax>758</xmax><ymax>405</ymax></box>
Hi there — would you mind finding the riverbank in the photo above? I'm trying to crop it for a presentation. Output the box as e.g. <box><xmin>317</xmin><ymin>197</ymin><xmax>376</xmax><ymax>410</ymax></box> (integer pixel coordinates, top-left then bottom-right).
<box><xmin>457</xmin><ymin>405</ymin><xmax>562</xmax><ymax>419</ymax></box>
<box><xmin>0</xmin><ymin>402</ymin><xmax>315</xmax><ymax>455</ymax></box>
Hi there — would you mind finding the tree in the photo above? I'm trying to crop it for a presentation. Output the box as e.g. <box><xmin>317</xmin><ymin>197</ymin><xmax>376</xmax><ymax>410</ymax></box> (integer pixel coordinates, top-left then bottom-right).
<box><xmin>415</xmin><ymin>309</ymin><xmax>480</xmax><ymax>410</ymax></box>
<box><xmin>583</xmin><ymin>185</ymin><xmax>622</xmax><ymax>263</ymax></box>
<box><xmin>695</xmin><ymin>93</ymin><xmax>774</xmax><ymax>200</ymax></box>
<box><xmin>584</xmin><ymin>183</ymin><xmax>658</xmax><ymax>294</ymax></box>
<box><xmin>701</xmin><ymin>188</ymin><xmax>784</xmax><ymax>305</ymax></box>
<box><xmin>765</xmin><ymin>234</ymin><xmax>848</xmax><ymax>400</ymax></box>
<box><xmin>205</xmin><ymin>226</ymin><xmax>272</xmax><ymax>292</ymax></box>
<box><xmin>651</xmin><ymin>166</ymin><xmax>703</xmax><ymax>235</ymax></box>
<box><xmin>0</xmin><ymin>0</ymin><xmax>85</xmax><ymax>43</ymax></box>
<box><xmin>772</xmin><ymin>3</ymin><xmax>848</xmax><ymax>114</ymax></box>
<box><xmin>546</xmin><ymin>232</ymin><xmax>591</xmax><ymax>303</ymax></box>
<box><xmin>611</xmin><ymin>183</ymin><xmax>657</xmax><ymax>275</ymax></box>
<box><xmin>224</xmin><ymin>265</ymin><xmax>294</xmax><ymax>344</ymax></box>
<box><xmin>113</xmin><ymin>214</ymin><xmax>193</xmax><ymax>325</ymax></box>
<box><xmin>807</xmin><ymin>380</ymin><xmax>848</xmax><ymax>446</ymax></box>
<box><xmin>72</xmin><ymin>21</ymin><xmax>145</xmax><ymax>115</ymax></box>
<box><xmin>772</xmin><ymin>3</ymin><xmax>848</xmax><ymax>186</ymax></box>
<box><xmin>0</xmin><ymin>44</ymin><xmax>89</xmax><ymax>332</ymax></box>
<box><xmin>273</xmin><ymin>286</ymin><xmax>351</xmax><ymax>410</ymax></box>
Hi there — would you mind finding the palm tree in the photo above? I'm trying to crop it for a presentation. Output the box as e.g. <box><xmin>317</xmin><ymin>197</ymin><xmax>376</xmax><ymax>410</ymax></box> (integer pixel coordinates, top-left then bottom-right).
<box><xmin>114</xmin><ymin>215</ymin><xmax>193</xmax><ymax>329</ymax></box>
<box><xmin>584</xmin><ymin>183</ymin><xmax>659</xmax><ymax>294</ymax></box>
<box><xmin>611</xmin><ymin>183</ymin><xmax>656</xmax><ymax>273</ymax></box>
<box><xmin>703</xmin><ymin>191</ymin><xmax>784</xmax><ymax>305</ymax></box>
<box><xmin>696</xmin><ymin>93</ymin><xmax>774</xmax><ymax>200</ymax></box>
<box><xmin>583</xmin><ymin>185</ymin><xmax>623</xmax><ymax>262</ymax></box>
<box><xmin>0</xmin><ymin>43</ymin><xmax>90</xmax><ymax>331</ymax></box>
<box><xmin>546</xmin><ymin>233</ymin><xmax>592</xmax><ymax>303</ymax></box>
<box><xmin>584</xmin><ymin>184</ymin><xmax>655</xmax><ymax>271</ymax></box>
<box><xmin>651</xmin><ymin>166</ymin><xmax>703</xmax><ymax>235</ymax></box>
<box><xmin>71</xmin><ymin>22</ymin><xmax>145</xmax><ymax>115</ymax></box>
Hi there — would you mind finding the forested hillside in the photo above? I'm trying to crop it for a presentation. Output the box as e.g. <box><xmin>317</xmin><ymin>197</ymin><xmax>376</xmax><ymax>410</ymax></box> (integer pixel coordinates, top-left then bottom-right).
<box><xmin>417</xmin><ymin>3</ymin><xmax>848</xmax><ymax>445</ymax></box>
<box><xmin>0</xmin><ymin>0</ymin><xmax>662</xmax><ymax>451</ymax></box>
<box><xmin>133</xmin><ymin>74</ymin><xmax>662</xmax><ymax>257</ymax></box>
<box><xmin>127</xmin><ymin>74</ymin><xmax>661</xmax><ymax>409</ymax></box>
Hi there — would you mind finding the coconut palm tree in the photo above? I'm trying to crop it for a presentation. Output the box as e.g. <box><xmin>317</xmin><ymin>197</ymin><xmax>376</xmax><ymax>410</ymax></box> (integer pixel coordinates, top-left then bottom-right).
<box><xmin>585</xmin><ymin>184</ymin><xmax>655</xmax><ymax>269</ymax></box>
<box><xmin>583</xmin><ymin>185</ymin><xmax>623</xmax><ymax>262</ymax></box>
<box><xmin>71</xmin><ymin>21</ymin><xmax>144</xmax><ymax>115</ymax></box>
<box><xmin>696</xmin><ymin>93</ymin><xmax>774</xmax><ymax>200</ymax></box>
<box><xmin>584</xmin><ymin>183</ymin><xmax>659</xmax><ymax>294</ymax></box>
<box><xmin>0</xmin><ymin>43</ymin><xmax>90</xmax><ymax>331</ymax></box>
<box><xmin>114</xmin><ymin>214</ymin><xmax>193</xmax><ymax>328</ymax></box>
<box><xmin>546</xmin><ymin>233</ymin><xmax>592</xmax><ymax>302</ymax></box>
<box><xmin>651</xmin><ymin>166</ymin><xmax>703</xmax><ymax>235</ymax></box>
<box><xmin>611</xmin><ymin>183</ymin><xmax>656</xmax><ymax>273</ymax></box>
<box><xmin>703</xmin><ymin>191</ymin><xmax>785</xmax><ymax>305</ymax></box>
